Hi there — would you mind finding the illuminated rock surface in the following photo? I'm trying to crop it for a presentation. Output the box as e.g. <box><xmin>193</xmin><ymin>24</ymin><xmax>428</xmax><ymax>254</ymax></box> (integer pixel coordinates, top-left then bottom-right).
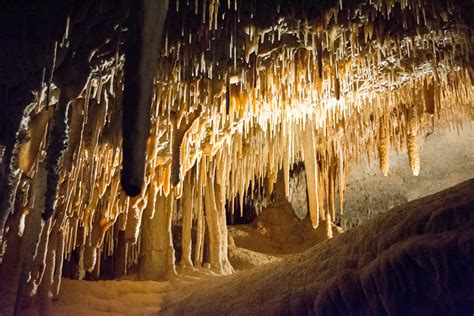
<box><xmin>162</xmin><ymin>179</ymin><xmax>474</xmax><ymax>315</ymax></box>
<box><xmin>0</xmin><ymin>0</ymin><xmax>472</xmax><ymax>314</ymax></box>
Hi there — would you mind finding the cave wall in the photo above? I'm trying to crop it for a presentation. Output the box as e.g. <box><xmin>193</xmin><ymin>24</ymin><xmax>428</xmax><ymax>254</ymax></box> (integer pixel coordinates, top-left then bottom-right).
<box><xmin>341</xmin><ymin>125</ymin><xmax>474</xmax><ymax>228</ymax></box>
<box><xmin>287</xmin><ymin>125</ymin><xmax>474</xmax><ymax>229</ymax></box>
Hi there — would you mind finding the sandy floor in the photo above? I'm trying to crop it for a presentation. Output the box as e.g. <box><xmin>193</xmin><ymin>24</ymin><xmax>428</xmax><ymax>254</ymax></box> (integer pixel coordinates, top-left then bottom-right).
<box><xmin>50</xmin><ymin>269</ymin><xmax>223</xmax><ymax>315</ymax></box>
<box><xmin>49</xmin><ymin>194</ymin><xmax>339</xmax><ymax>315</ymax></box>
<box><xmin>49</xmin><ymin>179</ymin><xmax>474</xmax><ymax>315</ymax></box>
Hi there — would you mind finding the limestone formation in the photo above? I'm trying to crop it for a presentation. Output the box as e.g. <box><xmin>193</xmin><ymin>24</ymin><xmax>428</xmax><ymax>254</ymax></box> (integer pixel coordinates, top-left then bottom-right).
<box><xmin>0</xmin><ymin>0</ymin><xmax>473</xmax><ymax>314</ymax></box>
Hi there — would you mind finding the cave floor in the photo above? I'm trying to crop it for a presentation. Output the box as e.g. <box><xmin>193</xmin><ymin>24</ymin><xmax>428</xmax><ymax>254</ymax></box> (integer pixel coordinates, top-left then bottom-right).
<box><xmin>50</xmin><ymin>269</ymin><xmax>221</xmax><ymax>315</ymax></box>
<box><xmin>46</xmin><ymin>178</ymin><xmax>474</xmax><ymax>315</ymax></box>
<box><xmin>48</xmin><ymin>196</ymin><xmax>336</xmax><ymax>315</ymax></box>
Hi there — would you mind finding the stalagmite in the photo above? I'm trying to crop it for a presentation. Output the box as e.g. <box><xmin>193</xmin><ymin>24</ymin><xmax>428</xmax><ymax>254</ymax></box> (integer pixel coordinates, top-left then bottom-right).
<box><xmin>321</xmin><ymin>213</ymin><xmax>334</xmax><ymax>240</ymax></box>
<box><xmin>329</xmin><ymin>163</ymin><xmax>336</xmax><ymax>220</ymax></box>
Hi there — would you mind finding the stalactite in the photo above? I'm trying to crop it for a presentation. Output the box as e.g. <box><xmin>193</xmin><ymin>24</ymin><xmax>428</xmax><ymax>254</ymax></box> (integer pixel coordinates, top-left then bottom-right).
<box><xmin>378</xmin><ymin>115</ymin><xmax>390</xmax><ymax>176</ymax></box>
<box><xmin>43</xmin><ymin>92</ymin><xmax>70</xmax><ymax>221</ymax></box>
<box><xmin>283</xmin><ymin>128</ymin><xmax>290</xmax><ymax>198</ymax></box>
<box><xmin>170</xmin><ymin>109</ymin><xmax>201</xmax><ymax>187</ymax></box>
<box><xmin>125</xmin><ymin>190</ymin><xmax>148</xmax><ymax>244</ymax></box>
<box><xmin>424</xmin><ymin>79</ymin><xmax>436</xmax><ymax>115</ymax></box>
<box><xmin>37</xmin><ymin>225</ymin><xmax>58</xmax><ymax>314</ymax></box>
<box><xmin>0</xmin><ymin>96</ymin><xmax>35</xmax><ymax>252</ymax></box>
<box><xmin>302</xmin><ymin>120</ymin><xmax>320</xmax><ymax>229</ymax></box>
<box><xmin>37</xmin><ymin>182</ymin><xmax>68</xmax><ymax>311</ymax></box>
<box><xmin>122</xmin><ymin>0</ymin><xmax>169</xmax><ymax>196</ymax></box>
<box><xmin>337</xmin><ymin>140</ymin><xmax>344</xmax><ymax>214</ymax></box>
<box><xmin>18</xmin><ymin>107</ymin><xmax>54</xmax><ymax>174</ymax></box>
<box><xmin>51</xmin><ymin>229</ymin><xmax>65</xmax><ymax>300</ymax></box>
<box><xmin>407</xmin><ymin>107</ymin><xmax>420</xmax><ymax>176</ymax></box>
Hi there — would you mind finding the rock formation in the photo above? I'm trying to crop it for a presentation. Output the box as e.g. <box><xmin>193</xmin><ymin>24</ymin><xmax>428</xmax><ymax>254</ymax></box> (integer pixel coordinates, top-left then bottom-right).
<box><xmin>0</xmin><ymin>0</ymin><xmax>472</xmax><ymax>314</ymax></box>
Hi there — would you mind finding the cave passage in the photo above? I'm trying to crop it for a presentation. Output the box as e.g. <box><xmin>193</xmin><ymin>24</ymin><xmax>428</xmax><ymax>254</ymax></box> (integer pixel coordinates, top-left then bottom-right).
<box><xmin>0</xmin><ymin>0</ymin><xmax>473</xmax><ymax>315</ymax></box>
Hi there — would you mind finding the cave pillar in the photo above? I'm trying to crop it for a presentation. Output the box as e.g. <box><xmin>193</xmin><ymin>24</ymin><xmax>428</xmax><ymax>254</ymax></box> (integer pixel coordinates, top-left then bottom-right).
<box><xmin>193</xmin><ymin>176</ymin><xmax>205</xmax><ymax>267</ymax></box>
<box><xmin>0</xmin><ymin>180</ymin><xmax>30</xmax><ymax>315</ymax></box>
<box><xmin>302</xmin><ymin>119</ymin><xmax>320</xmax><ymax>229</ymax></box>
<box><xmin>215</xmin><ymin>180</ymin><xmax>234</xmax><ymax>275</ymax></box>
<box><xmin>204</xmin><ymin>168</ymin><xmax>233</xmax><ymax>275</ymax></box>
<box><xmin>36</xmin><ymin>186</ymin><xmax>68</xmax><ymax>313</ymax></box>
<box><xmin>139</xmin><ymin>192</ymin><xmax>176</xmax><ymax>280</ymax></box>
<box><xmin>23</xmin><ymin>219</ymin><xmax>51</xmax><ymax>313</ymax></box>
<box><xmin>0</xmin><ymin>162</ymin><xmax>48</xmax><ymax>315</ymax></box>
<box><xmin>180</xmin><ymin>175</ymin><xmax>194</xmax><ymax>268</ymax></box>
<box><xmin>113</xmin><ymin>229</ymin><xmax>127</xmax><ymax>278</ymax></box>
<box><xmin>37</xmin><ymin>224</ymin><xmax>60</xmax><ymax>315</ymax></box>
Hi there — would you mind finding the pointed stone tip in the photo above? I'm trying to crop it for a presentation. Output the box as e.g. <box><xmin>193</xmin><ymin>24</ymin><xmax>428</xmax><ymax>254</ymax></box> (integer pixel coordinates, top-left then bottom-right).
<box><xmin>122</xmin><ymin>182</ymin><xmax>142</xmax><ymax>197</ymax></box>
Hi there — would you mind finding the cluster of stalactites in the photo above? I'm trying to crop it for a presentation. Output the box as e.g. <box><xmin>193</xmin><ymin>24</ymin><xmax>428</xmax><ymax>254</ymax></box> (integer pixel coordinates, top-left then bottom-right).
<box><xmin>10</xmin><ymin>67</ymin><xmax>471</xmax><ymax>282</ymax></box>
<box><xmin>1</xmin><ymin>0</ymin><xmax>473</xmax><ymax>295</ymax></box>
